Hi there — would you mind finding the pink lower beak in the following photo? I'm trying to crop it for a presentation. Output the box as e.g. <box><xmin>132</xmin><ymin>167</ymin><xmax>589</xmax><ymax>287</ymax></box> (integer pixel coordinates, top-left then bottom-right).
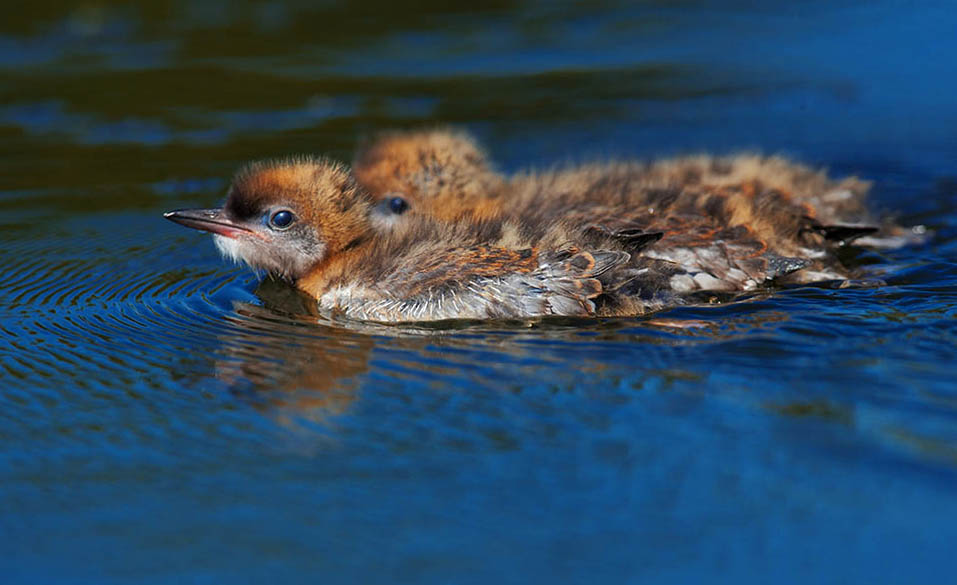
<box><xmin>164</xmin><ymin>208</ymin><xmax>253</xmax><ymax>239</ymax></box>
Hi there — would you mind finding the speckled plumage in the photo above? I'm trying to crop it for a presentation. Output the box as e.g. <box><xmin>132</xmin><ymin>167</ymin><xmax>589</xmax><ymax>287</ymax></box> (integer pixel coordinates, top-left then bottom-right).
<box><xmin>164</xmin><ymin>132</ymin><xmax>915</xmax><ymax>323</ymax></box>
<box><xmin>352</xmin><ymin>129</ymin><xmax>914</xmax><ymax>296</ymax></box>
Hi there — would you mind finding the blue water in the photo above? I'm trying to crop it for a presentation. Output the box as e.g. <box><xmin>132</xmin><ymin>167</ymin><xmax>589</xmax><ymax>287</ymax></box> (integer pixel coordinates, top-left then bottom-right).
<box><xmin>2</xmin><ymin>2</ymin><xmax>957</xmax><ymax>583</ymax></box>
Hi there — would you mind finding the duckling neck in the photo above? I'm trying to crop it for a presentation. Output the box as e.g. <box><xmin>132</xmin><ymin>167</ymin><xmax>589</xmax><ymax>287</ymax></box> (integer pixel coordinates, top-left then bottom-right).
<box><xmin>296</xmin><ymin>235</ymin><xmax>375</xmax><ymax>299</ymax></box>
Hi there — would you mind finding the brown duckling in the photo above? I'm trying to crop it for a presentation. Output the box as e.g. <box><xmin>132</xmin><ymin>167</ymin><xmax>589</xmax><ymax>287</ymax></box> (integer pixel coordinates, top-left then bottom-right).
<box><xmin>354</xmin><ymin>129</ymin><xmax>902</xmax><ymax>287</ymax></box>
<box><xmin>165</xmin><ymin>157</ymin><xmax>650</xmax><ymax>321</ymax></box>
<box><xmin>353</xmin><ymin>128</ymin><xmax>873</xmax><ymax>227</ymax></box>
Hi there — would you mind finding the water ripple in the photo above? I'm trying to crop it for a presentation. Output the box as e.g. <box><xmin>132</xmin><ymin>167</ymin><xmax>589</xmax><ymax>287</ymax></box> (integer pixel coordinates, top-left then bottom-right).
<box><xmin>0</xmin><ymin>190</ymin><xmax>954</xmax><ymax>494</ymax></box>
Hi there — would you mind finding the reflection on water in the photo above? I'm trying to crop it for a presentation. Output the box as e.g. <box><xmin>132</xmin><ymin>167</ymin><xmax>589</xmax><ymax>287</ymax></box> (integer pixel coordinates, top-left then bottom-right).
<box><xmin>3</xmin><ymin>1</ymin><xmax>957</xmax><ymax>583</ymax></box>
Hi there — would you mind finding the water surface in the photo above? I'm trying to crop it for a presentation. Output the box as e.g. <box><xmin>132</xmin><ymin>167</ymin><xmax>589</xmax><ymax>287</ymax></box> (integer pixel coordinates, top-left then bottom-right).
<box><xmin>2</xmin><ymin>2</ymin><xmax>957</xmax><ymax>583</ymax></box>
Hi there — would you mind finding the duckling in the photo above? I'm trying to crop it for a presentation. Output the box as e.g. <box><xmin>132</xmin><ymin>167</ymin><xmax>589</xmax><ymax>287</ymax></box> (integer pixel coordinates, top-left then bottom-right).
<box><xmin>354</xmin><ymin>129</ymin><xmax>895</xmax><ymax>285</ymax></box>
<box><xmin>355</xmin><ymin>128</ymin><xmax>877</xmax><ymax>232</ymax></box>
<box><xmin>165</xmin><ymin>157</ymin><xmax>654</xmax><ymax>321</ymax></box>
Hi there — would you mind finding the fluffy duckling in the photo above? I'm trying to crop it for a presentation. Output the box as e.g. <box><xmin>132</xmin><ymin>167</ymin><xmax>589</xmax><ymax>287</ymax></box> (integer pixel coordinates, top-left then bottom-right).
<box><xmin>354</xmin><ymin>129</ymin><xmax>898</xmax><ymax>286</ymax></box>
<box><xmin>165</xmin><ymin>157</ymin><xmax>650</xmax><ymax>322</ymax></box>
<box><xmin>355</xmin><ymin>128</ymin><xmax>876</xmax><ymax>231</ymax></box>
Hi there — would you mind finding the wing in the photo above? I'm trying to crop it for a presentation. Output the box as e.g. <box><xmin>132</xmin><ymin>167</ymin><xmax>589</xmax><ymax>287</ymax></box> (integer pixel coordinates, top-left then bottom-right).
<box><xmin>320</xmin><ymin>245</ymin><xmax>630</xmax><ymax>322</ymax></box>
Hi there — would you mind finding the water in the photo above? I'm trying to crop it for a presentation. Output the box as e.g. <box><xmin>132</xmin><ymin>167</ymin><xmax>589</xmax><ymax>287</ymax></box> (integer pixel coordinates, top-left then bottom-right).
<box><xmin>3</xmin><ymin>2</ymin><xmax>957</xmax><ymax>583</ymax></box>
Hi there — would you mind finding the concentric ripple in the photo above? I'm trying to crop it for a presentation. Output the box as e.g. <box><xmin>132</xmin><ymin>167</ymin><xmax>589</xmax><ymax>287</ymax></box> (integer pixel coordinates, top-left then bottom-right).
<box><xmin>3</xmin><ymin>203</ymin><xmax>956</xmax><ymax>466</ymax></box>
<box><xmin>3</xmin><ymin>1</ymin><xmax>957</xmax><ymax>581</ymax></box>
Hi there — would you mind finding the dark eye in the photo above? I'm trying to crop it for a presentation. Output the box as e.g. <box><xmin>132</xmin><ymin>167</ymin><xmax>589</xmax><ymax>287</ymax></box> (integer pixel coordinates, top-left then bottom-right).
<box><xmin>269</xmin><ymin>209</ymin><xmax>295</xmax><ymax>229</ymax></box>
<box><xmin>388</xmin><ymin>196</ymin><xmax>409</xmax><ymax>215</ymax></box>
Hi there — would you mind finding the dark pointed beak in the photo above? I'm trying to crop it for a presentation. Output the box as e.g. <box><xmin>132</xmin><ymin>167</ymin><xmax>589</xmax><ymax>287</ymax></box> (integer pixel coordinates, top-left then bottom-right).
<box><xmin>164</xmin><ymin>208</ymin><xmax>254</xmax><ymax>239</ymax></box>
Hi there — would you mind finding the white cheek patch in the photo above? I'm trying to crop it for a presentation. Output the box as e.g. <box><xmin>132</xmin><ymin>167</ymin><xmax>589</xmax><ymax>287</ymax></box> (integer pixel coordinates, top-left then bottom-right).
<box><xmin>214</xmin><ymin>235</ymin><xmax>266</xmax><ymax>271</ymax></box>
<box><xmin>214</xmin><ymin>235</ymin><xmax>270</xmax><ymax>271</ymax></box>
<box><xmin>213</xmin><ymin>235</ymin><xmax>244</xmax><ymax>264</ymax></box>
<box><xmin>213</xmin><ymin>233</ymin><xmax>325</xmax><ymax>279</ymax></box>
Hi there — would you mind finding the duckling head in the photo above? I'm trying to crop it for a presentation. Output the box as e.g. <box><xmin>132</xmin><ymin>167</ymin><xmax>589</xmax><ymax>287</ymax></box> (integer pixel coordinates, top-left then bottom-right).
<box><xmin>354</xmin><ymin>128</ymin><xmax>505</xmax><ymax>227</ymax></box>
<box><xmin>165</xmin><ymin>157</ymin><xmax>374</xmax><ymax>280</ymax></box>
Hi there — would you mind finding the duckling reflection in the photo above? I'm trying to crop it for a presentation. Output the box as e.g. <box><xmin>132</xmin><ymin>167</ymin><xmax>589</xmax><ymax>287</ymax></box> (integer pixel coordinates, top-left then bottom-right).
<box><xmin>210</xmin><ymin>277</ymin><xmax>529</xmax><ymax>423</ymax></box>
<box><xmin>212</xmin><ymin>278</ymin><xmax>374</xmax><ymax>422</ymax></box>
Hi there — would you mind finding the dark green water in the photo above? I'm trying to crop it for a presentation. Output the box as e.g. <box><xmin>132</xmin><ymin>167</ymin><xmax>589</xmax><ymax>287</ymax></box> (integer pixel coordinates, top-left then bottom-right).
<box><xmin>2</xmin><ymin>2</ymin><xmax>957</xmax><ymax>583</ymax></box>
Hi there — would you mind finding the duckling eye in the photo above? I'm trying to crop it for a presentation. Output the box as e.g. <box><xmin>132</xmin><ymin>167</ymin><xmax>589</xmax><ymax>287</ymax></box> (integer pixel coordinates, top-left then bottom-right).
<box><xmin>388</xmin><ymin>196</ymin><xmax>409</xmax><ymax>215</ymax></box>
<box><xmin>269</xmin><ymin>209</ymin><xmax>295</xmax><ymax>229</ymax></box>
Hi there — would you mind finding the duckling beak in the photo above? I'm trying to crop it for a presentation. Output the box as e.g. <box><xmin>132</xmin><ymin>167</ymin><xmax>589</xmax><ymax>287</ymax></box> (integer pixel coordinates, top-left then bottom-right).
<box><xmin>164</xmin><ymin>208</ymin><xmax>254</xmax><ymax>239</ymax></box>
